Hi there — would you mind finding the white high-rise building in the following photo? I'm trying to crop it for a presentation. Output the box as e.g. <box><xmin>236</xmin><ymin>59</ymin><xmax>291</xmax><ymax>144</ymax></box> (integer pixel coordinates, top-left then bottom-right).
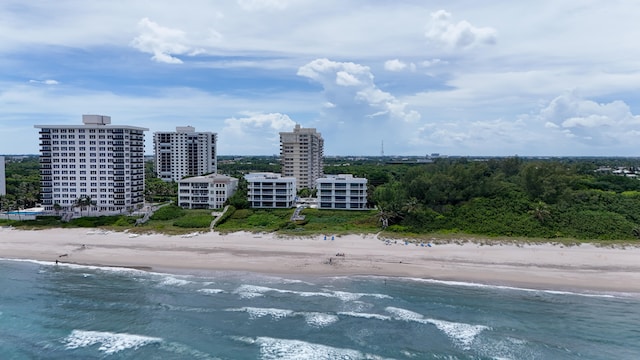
<box><xmin>153</xmin><ymin>126</ymin><xmax>217</xmax><ymax>182</ymax></box>
<box><xmin>279</xmin><ymin>124</ymin><xmax>324</xmax><ymax>191</ymax></box>
<box><xmin>34</xmin><ymin>115</ymin><xmax>148</xmax><ymax>213</ymax></box>
<box><xmin>0</xmin><ymin>156</ymin><xmax>5</xmax><ymax>196</ymax></box>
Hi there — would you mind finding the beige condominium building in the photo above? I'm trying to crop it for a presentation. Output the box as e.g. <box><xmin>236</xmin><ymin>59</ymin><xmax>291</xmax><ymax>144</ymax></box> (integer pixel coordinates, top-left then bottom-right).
<box><xmin>154</xmin><ymin>126</ymin><xmax>217</xmax><ymax>182</ymax></box>
<box><xmin>279</xmin><ymin>124</ymin><xmax>324</xmax><ymax>191</ymax></box>
<box><xmin>178</xmin><ymin>174</ymin><xmax>238</xmax><ymax>209</ymax></box>
<box><xmin>34</xmin><ymin>115</ymin><xmax>148</xmax><ymax>213</ymax></box>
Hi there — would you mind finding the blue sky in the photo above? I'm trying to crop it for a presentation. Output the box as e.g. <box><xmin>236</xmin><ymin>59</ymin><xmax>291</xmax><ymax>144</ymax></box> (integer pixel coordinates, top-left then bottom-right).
<box><xmin>2</xmin><ymin>0</ymin><xmax>640</xmax><ymax>156</ymax></box>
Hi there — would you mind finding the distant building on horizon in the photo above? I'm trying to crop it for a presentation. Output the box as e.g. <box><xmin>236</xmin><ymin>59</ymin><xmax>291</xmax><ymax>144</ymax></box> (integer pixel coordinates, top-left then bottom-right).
<box><xmin>178</xmin><ymin>173</ymin><xmax>238</xmax><ymax>209</ymax></box>
<box><xmin>34</xmin><ymin>115</ymin><xmax>148</xmax><ymax>213</ymax></box>
<box><xmin>245</xmin><ymin>172</ymin><xmax>296</xmax><ymax>208</ymax></box>
<box><xmin>0</xmin><ymin>156</ymin><xmax>5</xmax><ymax>196</ymax></box>
<box><xmin>153</xmin><ymin>126</ymin><xmax>217</xmax><ymax>182</ymax></box>
<box><xmin>316</xmin><ymin>174</ymin><xmax>368</xmax><ymax>210</ymax></box>
<box><xmin>279</xmin><ymin>124</ymin><xmax>324</xmax><ymax>191</ymax></box>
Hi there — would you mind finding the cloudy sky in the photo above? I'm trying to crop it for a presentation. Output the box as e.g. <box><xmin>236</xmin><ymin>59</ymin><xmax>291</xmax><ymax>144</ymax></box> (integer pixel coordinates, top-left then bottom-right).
<box><xmin>2</xmin><ymin>0</ymin><xmax>640</xmax><ymax>156</ymax></box>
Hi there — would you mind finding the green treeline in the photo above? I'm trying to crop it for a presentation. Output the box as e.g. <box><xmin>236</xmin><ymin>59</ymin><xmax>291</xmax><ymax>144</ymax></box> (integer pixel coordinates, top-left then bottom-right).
<box><xmin>364</xmin><ymin>157</ymin><xmax>640</xmax><ymax>240</ymax></box>
<box><xmin>4</xmin><ymin>155</ymin><xmax>640</xmax><ymax>240</ymax></box>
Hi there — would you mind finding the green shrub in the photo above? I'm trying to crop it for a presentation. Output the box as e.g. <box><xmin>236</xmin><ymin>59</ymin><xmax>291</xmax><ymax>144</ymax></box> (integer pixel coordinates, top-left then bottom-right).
<box><xmin>231</xmin><ymin>208</ymin><xmax>251</xmax><ymax>219</ymax></box>
<box><xmin>151</xmin><ymin>205</ymin><xmax>185</xmax><ymax>220</ymax></box>
<box><xmin>173</xmin><ymin>215</ymin><xmax>212</xmax><ymax>228</ymax></box>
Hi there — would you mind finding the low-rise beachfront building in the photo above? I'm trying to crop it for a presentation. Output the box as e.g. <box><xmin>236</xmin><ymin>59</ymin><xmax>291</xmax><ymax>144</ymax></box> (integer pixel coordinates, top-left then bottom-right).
<box><xmin>245</xmin><ymin>172</ymin><xmax>296</xmax><ymax>208</ymax></box>
<box><xmin>316</xmin><ymin>174</ymin><xmax>368</xmax><ymax>210</ymax></box>
<box><xmin>177</xmin><ymin>174</ymin><xmax>238</xmax><ymax>209</ymax></box>
<box><xmin>34</xmin><ymin>115</ymin><xmax>148</xmax><ymax>214</ymax></box>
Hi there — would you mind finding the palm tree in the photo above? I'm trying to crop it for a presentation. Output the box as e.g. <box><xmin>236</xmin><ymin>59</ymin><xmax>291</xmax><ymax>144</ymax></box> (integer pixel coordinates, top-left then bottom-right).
<box><xmin>529</xmin><ymin>201</ymin><xmax>551</xmax><ymax>223</ymax></box>
<box><xmin>53</xmin><ymin>203</ymin><xmax>62</xmax><ymax>216</ymax></box>
<box><xmin>74</xmin><ymin>195</ymin><xmax>92</xmax><ymax>217</ymax></box>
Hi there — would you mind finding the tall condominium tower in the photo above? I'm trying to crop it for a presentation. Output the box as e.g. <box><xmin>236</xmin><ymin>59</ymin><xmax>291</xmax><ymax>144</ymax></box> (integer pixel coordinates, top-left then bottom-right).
<box><xmin>279</xmin><ymin>124</ymin><xmax>324</xmax><ymax>190</ymax></box>
<box><xmin>153</xmin><ymin>126</ymin><xmax>217</xmax><ymax>182</ymax></box>
<box><xmin>34</xmin><ymin>115</ymin><xmax>148</xmax><ymax>213</ymax></box>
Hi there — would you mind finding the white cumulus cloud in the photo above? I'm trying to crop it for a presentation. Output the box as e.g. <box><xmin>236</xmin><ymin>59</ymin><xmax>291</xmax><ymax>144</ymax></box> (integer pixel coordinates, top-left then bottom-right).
<box><xmin>221</xmin><ymin>111</ymin><xmax>296</xmax><ymax>153</ymax></box>
<box><xmin>425</xmin><ymin>10</ymin><xmax>497</xmax><ymax>49</ymax></box>
<box><xmin>297</xmin><ymin>58</ymin><xmax>419</xmax><ymax>123</ymax></box>
<box><xmin>539</xmin><ymin>92</ymin><xmax>640</xmax><ymax>145</ymax></box>
<box><xmin>130</xmin><ymin>18</ymin><xmax>221</xmax><ymax>64</ymax></box>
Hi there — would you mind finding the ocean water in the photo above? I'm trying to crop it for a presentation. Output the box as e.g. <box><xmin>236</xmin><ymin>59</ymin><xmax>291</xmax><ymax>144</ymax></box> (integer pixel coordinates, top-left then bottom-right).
<box><xmin>1</xmin><ymin>259</ymin><xmax>639</xmax><ymax>359</ymax></box>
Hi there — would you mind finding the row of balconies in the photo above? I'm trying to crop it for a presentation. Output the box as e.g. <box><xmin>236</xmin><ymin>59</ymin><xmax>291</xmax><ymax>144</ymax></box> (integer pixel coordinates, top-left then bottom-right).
<box><xmin>249</xmin><ymin>195</ymin><xmax>291</xmax><ymax>201</ymax></box>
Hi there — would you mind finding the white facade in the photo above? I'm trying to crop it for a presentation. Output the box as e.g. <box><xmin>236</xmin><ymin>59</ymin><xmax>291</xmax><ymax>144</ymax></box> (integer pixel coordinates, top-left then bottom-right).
<box><xmin>178</xmin><ymin>174</ymin><xmax>238</xmax><ymax>209</ymax></box>
<box><xmin>0</xmin><ymin>156</ymin><xmax>5</xmax><ymax>196</ymax></box>
<box><xmin>34</xmin><ymin>115</ymin><xmax>148</xmax><ymax>213</ymax></box>
<box><xmin>280</xmin><ymin>124</ymin><xmax>324</xmax><ymax>190</ymax></box>
<box><xmin>245</xmin><ymin>172</ymin><xmax>297</xmax><ymax>208</ymax></box>
<box><xmin>154</xmin><ymin>126</ymin><xmax>217</xmax><ymax>182</ymax></box>
<box><xmin>316</xmin><ymin>174</ymin><xmax>368</xmax><ymax>210</ymax></box>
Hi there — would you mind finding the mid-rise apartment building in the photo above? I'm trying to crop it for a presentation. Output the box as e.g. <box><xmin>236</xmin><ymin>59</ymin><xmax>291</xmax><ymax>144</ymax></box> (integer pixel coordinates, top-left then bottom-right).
<box><xmin>154</xmin><ymin>126</ymin><xmax>217</xmax><ymax>182</ymax></box>
<box><xmin>316</xmin><ymin>174</ymin><xmax>368</xmax><ymax>210</ymax></box>
<box><xmin>245</xmin><ymin>172</ymin><xmax>297</xmax><ymax>208</ymax></box>
<box><xmin>34</xmin><ymin>115</ymin><xmax>148</xmax><ymax>213</ymax></box>
<box><xmin>178</xmin><ymin>174</ymin><xmax>238</xmax><ymax>209</ymax></box>
<box><xmin>280</xmin><ymin>124</ymin><xmax>324</xmax><ymax>191</ymax></box>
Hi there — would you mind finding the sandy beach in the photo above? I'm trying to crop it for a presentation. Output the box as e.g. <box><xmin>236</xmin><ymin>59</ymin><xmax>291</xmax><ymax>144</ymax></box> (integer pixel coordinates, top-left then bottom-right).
<box><xmin>2</xmin><ymin>227</ymin><xmax>640</xmax><ymax>293</ymax></box>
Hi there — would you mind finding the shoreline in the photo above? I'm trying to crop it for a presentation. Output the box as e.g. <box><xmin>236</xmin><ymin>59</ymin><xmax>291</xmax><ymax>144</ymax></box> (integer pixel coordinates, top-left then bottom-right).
<box><xmin>2</xmin><ymin>227</ymin><xmax>640</xmax><ymax>294</ymax></box>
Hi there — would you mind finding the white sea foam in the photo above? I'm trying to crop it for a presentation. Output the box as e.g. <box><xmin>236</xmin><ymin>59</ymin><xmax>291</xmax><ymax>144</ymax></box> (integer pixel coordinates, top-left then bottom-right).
<box><xmin>406</xmin><ymin>277</ymin><xmax>618</xmax><ymax>299</ymax></box>
<box><xmin>426</xmin><ymin>318</ymin><xmax>489</xmax><ymax>350</ymax></box>
<box><xmin>228</xmin><ymin>307</ymin><xmax>294</xmax><ymax>320</ymax></box>
<box><xmin>198</xmin><ymin>288</ymin><xmax>225</xmax><ymax>295</ymax></box>
<box><xmin>64</xmin><ymin>330</ymin><xmax>161</xmax><ymax>354</ymax></box>
<box><xmin>385</xmin><ymin>307</ymin><xmax>489</xmax><ymax>350</ymax></box>
<box><xmin>337</xmin><ymin>312</ymin><xmax>392</xmax><ymax>321</ymax></box>
<box><xmin>253</xmin><ymin>337</ymin><xmax>385</xmax><ymax>360</ymax></box>
<box><xmin>303</xmin><ymin>312</ymin><xmax>339</xmax><ymax>327</ymax></box>
<box><xmin>227</xmin><ymin>307</ymin><xmax>338</xmax><ymax>327</ymax></box>
<box><xmin>232</xmin><ymin>284</ymin><xmax>391</xmax><ymax>302</ymax></box>
<box><xmin>158</xmin><ymin>276</ymin><xmax>192</xmax><ymax>287</ymax></box>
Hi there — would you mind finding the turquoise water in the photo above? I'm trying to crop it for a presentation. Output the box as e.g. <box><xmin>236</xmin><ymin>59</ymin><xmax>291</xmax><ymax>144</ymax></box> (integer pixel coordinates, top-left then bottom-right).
<box><xmin>1</xmin><ymin>258</ymin><xmax>639</xmax><ymax>359</ymax></box>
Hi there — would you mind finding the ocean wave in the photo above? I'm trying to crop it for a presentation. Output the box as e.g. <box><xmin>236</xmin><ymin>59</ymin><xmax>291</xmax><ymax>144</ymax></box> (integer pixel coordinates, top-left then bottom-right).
<box><xmin>198</xmin><ymin>288</ymin><xmax>226</xmax><ymax>295</ymax></box>
<box><xmin>227</xmin><ymin>307</ymin><xmax>339</xmax><ymax>328</ymax></box>
<box><xmin>385</xmin><ymin>306</ymin><xmax>489</xmax><ymax>350</ymax></box>
<box><xmin>157</xmin><ymin>275</ymin><xmax>192</xmax><ymax>287</ymax></box>
<box><xmin>64</xmin><ymin>329</ymin><xmax>162</xmax><ymax>354</ymax></box>
<box><xmin>404</xmin><ymin>277</ymin><xmax>620</xmax><ymax>299</ymax></box>
<box><xmin>337</xmin><ymin>311</ymin><xmax>392</xmax><ymax>321</ymax></box>
<box><xmin>228</xmin><ymin>307</ymin><xmax>294</xmax><ymax>320</ymax></box>
<box><xmin>231</xmin><ymin>284</ymin><xmax>391</xmax><ymax>302</ymax></box>
<box><xmin>234</xmin><ymin>336</ymin><xmax>388</xmax><ymax>360</ymax></box>
<box><xmin>303</xmin><ymin>312</ymin><xmax>339</xmax><ymax>327</ymax></box>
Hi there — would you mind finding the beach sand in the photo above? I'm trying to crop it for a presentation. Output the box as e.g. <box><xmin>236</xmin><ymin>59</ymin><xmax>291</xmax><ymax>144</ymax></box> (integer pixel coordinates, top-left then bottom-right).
<box><xmin>1</xmin><ymin>227</ymin><xmax>640</xmax><ymax>293</ymax></box>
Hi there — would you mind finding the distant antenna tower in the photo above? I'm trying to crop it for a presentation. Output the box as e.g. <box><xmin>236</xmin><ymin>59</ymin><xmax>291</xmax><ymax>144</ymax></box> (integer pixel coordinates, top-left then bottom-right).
<box><xmin>381</xmin><ymin>140</ymin><xmax>385</xmax><ymax>157</ymax></box>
